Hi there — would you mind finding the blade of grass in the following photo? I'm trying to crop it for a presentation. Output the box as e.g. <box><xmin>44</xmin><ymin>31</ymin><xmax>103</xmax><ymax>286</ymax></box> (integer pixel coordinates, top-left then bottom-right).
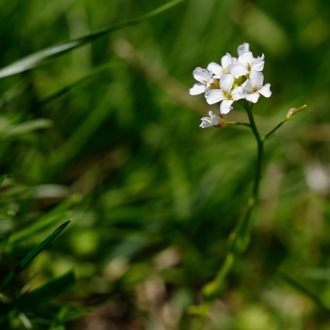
<box><xmin>279</xmin><ymin>272</ymin><xmax>330</xmax><ymax>313</ymax></box>
<box><xmin>0</xmin><ymin>174</ymin><xmax>10</xmax><ymax>188</ymax></box>
<box><xmin>16</xmin><ymin>271</ymin><xmax>75</xmax><ymax>310</ymax></box>
<box><xmin>39</xmin><ymin>62</ymin><xmax>116</xmax><ymax>105</ymax></box>
<box><xmin>1</xmin><ymin>119</ymin><xmax>53</xmax><ymax>140</ymax></box>
<box><xmin>0</xmin><ymin>0</ymin><xmax>186</xmax><ymax>79</ymax></box>
<box><xmin>8</xmin><ymin>194</ymin><xmax>81</xmax><ymax>245</ymax></box>
<box><xmin>8</xmin><ymin>213</ymin><xmax>67</xmax><ymax>247</ymax></box>
<box><xmin>0</xmin><ymin>221</ymin><xmax>70</xmax><ymax>292</ymax></box>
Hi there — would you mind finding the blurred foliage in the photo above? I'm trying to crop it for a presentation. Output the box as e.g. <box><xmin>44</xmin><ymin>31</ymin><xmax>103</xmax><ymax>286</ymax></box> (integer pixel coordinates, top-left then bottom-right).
<box><xmin>0</xmin><ymin>0</ymin><xmax>330</xmax><ymax>329</ymax></box>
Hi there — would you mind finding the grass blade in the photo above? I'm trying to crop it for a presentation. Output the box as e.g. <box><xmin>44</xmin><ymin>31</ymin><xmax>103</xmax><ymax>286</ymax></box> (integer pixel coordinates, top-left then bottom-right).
<box><xmin>0</xmin><ymin>0</ymin><xmax>186</xmax><ymax>79</ymax></box>
<box><xmin>16</xmin><ymin>271</ymin><xmax>75</xmax><ymax>310</ymax></box>
<box><xmin>8</xmin><ymin>212</ymin><xmax>68</xmax><ymax>247</ymax></box>
<box><xmin>1</xmin><ymin>119</ymin><xmax>53</xmax><ymax>140</ymax></box>
<box><xmin>39</xmin><ymin>62</ymin><xmax>116</xmax><ymax>105</ymax></box>
<box><xmin>279</xmin><ymin>273</ymin><xmax>330</xmax><ymax>313</ymax></box>
<box><xmin>0</xmin><ymin>221</ymin><xmax>71</xmax><ymax>292</ymax></box>
<box><xmin>8</xmin><ymin>195</ymin><xmax>81</xmax><ymax>245</ymax></box>
<box><xmin>0</xmin><ymin>174</ymin><xmax>10</xmax><ymax>188</ymax></box>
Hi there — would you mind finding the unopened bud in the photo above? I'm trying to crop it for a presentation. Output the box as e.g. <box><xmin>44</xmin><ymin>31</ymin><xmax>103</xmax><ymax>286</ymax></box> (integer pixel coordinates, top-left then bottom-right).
<box><xmin>216</xmin><ymin>114</ymin><xmax>227</xmax><ymax>128</ymax></box>
<box><xmin>287</xmin><ymin>104</ymin><xmax>307</xmax><ymax>120</ymax></box>
<box><xmin>200</xmin><ymin>111</ymin><xmax>226</xmax><ymax>129</ymax></box>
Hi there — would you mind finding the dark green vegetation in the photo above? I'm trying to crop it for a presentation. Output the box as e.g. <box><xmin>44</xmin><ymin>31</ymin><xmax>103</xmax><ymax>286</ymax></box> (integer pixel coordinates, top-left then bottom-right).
<box><xmin>0</xmin><ymin>0</ymin><xmax>330</xmax><ymax>328</ymax></box>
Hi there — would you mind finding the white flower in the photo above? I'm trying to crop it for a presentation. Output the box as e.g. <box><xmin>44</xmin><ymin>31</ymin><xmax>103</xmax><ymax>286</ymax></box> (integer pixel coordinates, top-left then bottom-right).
<box><xmin>205</xmin><ymin>75</ymin><xmax>245</xmax><ymax>114</ymax></box>
<box><xmin>200</xmin><ymin>111</ymin><xmax>226</xmax><ymax>128</ymax></box>
<box><xmin>237</xmin><ymin>42</ymin><xmax>249</xmax><ymax>56</ymax></box>
<box><xmin>238</xmin><ymin>51</ymin><xmax>264</xmax><ymax>75</ymax></box>
<box><xmin>242</xmin><ymin>71</ymin><xmax>271</xmax><ymax>103</ymax></box>
<box><xmin>189</xmin><ymin>67</ymin><xmax>215</xmax><ymax>95</ymax></box>
<box><xmin>207</xmin><ymin>54</ymin><xmax>246</xmax><ymax>79</ymax></box>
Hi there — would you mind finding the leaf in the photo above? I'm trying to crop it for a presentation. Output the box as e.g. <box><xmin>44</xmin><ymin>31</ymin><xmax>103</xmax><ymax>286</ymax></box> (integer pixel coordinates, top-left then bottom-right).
<box><xmin>278</xmin><ymin>272</ymin><xmax>330</xmax><ymax>313</ymax></box>
<box><xmin>57</xmin><ymin>307</ymin><xmax>92</xmax><ymax>325</ymax></box>
<box><xmin>0</xmin><ymin>174</ymin><xmax>10</xmax><ymax>188</ymax></box>
<box><xmin>16</xmin><ymin>271</ymin><xmax>75</xmax><ymax>311</ymax></box>
<box><xmin>1</xmin><ymin>119</ymin><xmax>53</xmax><ymax>140</ymax></box>
<box><xmin>0</xmin><ymin>221</ymin><xmax>70</xmax><ymax>292</ymax></box>
<box><xmin>39</xmin><ymin>62</ymin><xmax>116</xmax><ymax>105</ymax></box>
<box><xmin>0</xmin><ymin>0</ymin><xmax>186</xmax><ymax>79</ymax></box>
<box><xmin>8</xmin><ymin>194</ymin><xmax>81</xmax><ymax>245</ymax></box>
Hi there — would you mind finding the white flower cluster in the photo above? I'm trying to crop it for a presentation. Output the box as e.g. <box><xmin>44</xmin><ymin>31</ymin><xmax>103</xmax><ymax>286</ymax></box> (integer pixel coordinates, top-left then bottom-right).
<box><xmin>189</xmin><ymin>43</ymin><xmax>272</xmax><ymax>128</ymax></box>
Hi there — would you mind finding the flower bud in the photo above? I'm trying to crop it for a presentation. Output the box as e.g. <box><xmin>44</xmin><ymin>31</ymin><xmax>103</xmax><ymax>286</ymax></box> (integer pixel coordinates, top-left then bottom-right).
<box><xmin>216</xmin><ymin>114</ymin><xmax>227</xmax><ymax>128</ymax></box>
<box><xmin>200</xmin><ymin>111</ymin><xmax>227</xmax><ymax>129</ymax></box>
<box><xmin>286</xmin><ymin>105</ymin><xmax>307</xmax><ymax>120</ymax></box>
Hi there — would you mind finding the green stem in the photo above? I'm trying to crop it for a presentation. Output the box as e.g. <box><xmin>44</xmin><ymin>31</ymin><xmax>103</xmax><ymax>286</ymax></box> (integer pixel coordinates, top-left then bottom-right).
<box><xmin>264</xmin><ymin>105</ymin><xmax>306</xmax><ymax>140</ymax></box>
<box><xmin>226</xmin><ymin>121</ymin><xmax>251</xmax><ymax>128</ymax></box>
<box><xmin>264</xmin><ymin>118</ymin><xmax>288</xmax><ymax>140</ymax></box>
<box><xmin>245</xmin><ymin>103</ymin><xmax>264</xmax><ymax>197</ymax></box>
<box><xmin>203</xmin><ymin>101</ymin><xmax>264</xmax><ymax>301</ymax></box>
<box><xmin>202</xmin><ymin>103</ymin><xmax>306</xmax><ymax>304</ymax></box>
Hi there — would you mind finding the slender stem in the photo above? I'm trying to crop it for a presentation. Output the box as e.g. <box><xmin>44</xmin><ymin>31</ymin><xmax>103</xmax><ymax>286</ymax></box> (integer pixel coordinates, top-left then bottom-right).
<box><xmin>264</xmin><ymin>118</ymin><xmax>288</xmax><ymax>140</ymax></box>
<box><xmin>264</xmin><ymin>105</ymin><xmax>306</xmax><ymax>140</ymax></box>
<box><xmin>202</xmin><ymin>103</ymin><xmax>306</xmax><ymax>304</ymax></box>
<box><xmin>278</xmin><ymin>273</ymin><xmax>330</xmax><ymax>313</ymax></box>
<box><xmin>203</xmin><ymin>101</ymin><xmax>264</xmax><ymax>301</ymax></box>
<box><xmin>226</xmin><ymin>121</ymin><xmax>251</xmax><ymax>128</ymax></box>
<box><xmin>245</xmin><ymin>103</ymin><xmax>264</xmax><ymax>197</ymax></box>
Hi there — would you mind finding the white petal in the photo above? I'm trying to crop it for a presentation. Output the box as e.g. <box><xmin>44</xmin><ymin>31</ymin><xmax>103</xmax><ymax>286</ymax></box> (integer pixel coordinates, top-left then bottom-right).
<box><xmin>220</xmin><ymin>100</ymin><xmax>234</xmax><ymax>114</ymax></box>
<box><xmin>200</xmin><ymin>117</ymin><xmax>211</xmax><ymax>122</ymax></box>
<box><xmin>257</xmin><ymin>54</ymin><xmax>265</xmax><ymax>61</ymax></box>
<box><xmin>259</xmin><ymin>84</ymin><xmax>272</xmax><ymax>98</ymax></box>
<box><xmin>249</xmin><ymin>71</ymin><xmax>264</xmax><ymax>88</ymax></box>
<box><xmin>242</xmin><ymin>79</ymin><xmax>253</xmax><ymax>94</ymax></box>
<box><xmin>238</xmin><ymin>51</ymin><xmax>254</xmax><ymax>66</ymax></box>
<box><xmin>232</xmin><ymin>87</ymin><xmax>245</xmax><ymax>100</ymax></box>
<box><xmin>230</xmin><ymin>63</ymin><xmax>248</xmax><ymax>77</ymax></box>
<box><xmin>200</xmin><ymin>115</ymin><xmax>213</xmax><ymax>128</ymax></box>
<box><xmin>246</xmin><ymin>93</ymin><xmax>260</xmax><ymax>103</ymax></box>
<box><xmin>210</xmin><ymin>112</ymin><xmax>220</xmax><ymax>126</ymax></box>
<box><xmin>252</xmin><ymin>60</ymin><xmax>264</xmax><ymax>72</ymax></box>
<box><xmin>189</xmin><ymin>83</ymin><xmax>206</xmax><ymax>95</ymax></box>
<box><xmin>200</xmin><ymin>119</ymin><xmax>213</xmax><ymax>128</ymax></box>
<box><xmin>205</xmin><ymin>89</ymin><xmax>225</xmax><ymax>104</ymax></box>
<box><xmin>221</xmin><ymin>54</ymin><xmax>233</xmax><ymax>68</ymax></box>
<box><xmin>193</xmin><ymin>67</ymin><xmax>212</xmax><ymax>83</ymax></box>
<box><xmin>237</xmin><ymin>42</ymin><xmax>249</xmax><ymax>56</ymax></box>
<box><xmin>207</xmin><ymin>62</ymin><xmax>222</xmax><ymax>78</ymax></box>
<box><xmin>220</xmin><ymin>74</ymin><xmax>234</xmax><ymax>92</ymax></box>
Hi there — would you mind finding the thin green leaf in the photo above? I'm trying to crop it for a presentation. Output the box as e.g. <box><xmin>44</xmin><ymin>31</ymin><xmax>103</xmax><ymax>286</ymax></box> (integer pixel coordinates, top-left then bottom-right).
<box><xmin>18</xmin><ymin>312</ymin><xmax>33</xmax><ymax>329</ymax></box>
<box><xmin>16</xmin><ymin>271</ymin><xmax>75</xmax><ymax>310</ymax></box>
<box><xmin>59</xmin><ymin>308</ymin><xmax>93</xmax><ymax>324</ymax></box>
<box><xmin>7</xmin><ymin>212</ymin><xmax>67</xmax><ymax>246</ymax></box>
<box><xmin>1</xmin><ymin>119</ymin><xmax>53</xmax><ymax>140</ymax></box>
<box><xmin>0</xmin><ymin>221</ymin><xmax>70</xmax><ymax>292</ymax></box>
<box><xmin>279</xmin><ymin>273</ymin><xmax>330</xmax><ymax>313</ymax></box>
<box><xmin>0</xmin><ymin>174</ymin><xmax>10</xmax><ymax>188</ymax></box>
<box><xmin>8</xmin><ymin>194</ymin><xmax>81</xmax><ymax>245</ymax></box>
<box><xmin>0</xmin><ymin>0</ymin><xmax>186</xmax><ymax>79</ymax></box>
<box><xmin>39</xmin><ymin>62</ymin><xmax>116</xmax><ymax>105</ymax></box>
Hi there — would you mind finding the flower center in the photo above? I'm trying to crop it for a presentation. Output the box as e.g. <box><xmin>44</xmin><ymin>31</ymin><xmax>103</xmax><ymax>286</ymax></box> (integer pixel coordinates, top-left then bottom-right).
<box><xmin>223</xmin><ymin>91</ymin><xmax>233</xmax><ymax>100</ymax></box>
<box><xmin>209</xmin><ymin>79</ymin><xmax>220</xmax><ymax>89</ymax></box>
<box><xmin>223</xmin><ymin>67</ymin><xmax>231</xmax><ymax>74</ymax></box>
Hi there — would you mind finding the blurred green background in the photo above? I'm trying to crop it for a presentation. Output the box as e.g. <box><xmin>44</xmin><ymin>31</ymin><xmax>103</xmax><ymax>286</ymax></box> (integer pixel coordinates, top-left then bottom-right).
<box><xmin>1</xmin><ymin>0</ymin><xmax>330</xmax><ymax>328</ymax></box>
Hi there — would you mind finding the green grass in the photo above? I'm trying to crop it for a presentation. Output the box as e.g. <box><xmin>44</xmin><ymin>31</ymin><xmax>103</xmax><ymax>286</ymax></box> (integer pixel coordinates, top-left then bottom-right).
<box><xmin>0</xmin><ymin>0</ymin><xmax>330</xmax><ymax>329</ymax></box>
